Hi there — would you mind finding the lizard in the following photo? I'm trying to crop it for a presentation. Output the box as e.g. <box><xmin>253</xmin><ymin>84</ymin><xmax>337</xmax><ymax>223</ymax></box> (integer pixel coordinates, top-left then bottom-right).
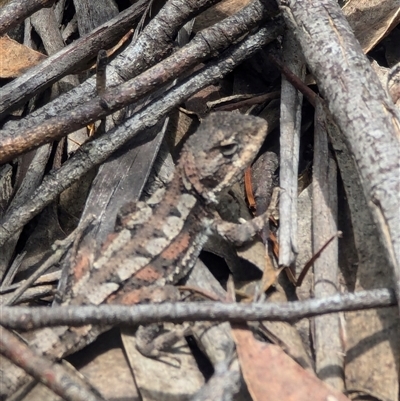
<box><xmin>0</xmin><ymin>111</ymin><xmax>270</xmax><ymax>398</ymax></box>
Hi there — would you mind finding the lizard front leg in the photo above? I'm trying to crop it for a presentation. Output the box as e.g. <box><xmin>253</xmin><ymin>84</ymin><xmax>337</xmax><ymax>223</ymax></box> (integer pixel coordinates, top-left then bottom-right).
<box><xmin>213</xmin><ymin>188</ymin><xmax>280</xmax><ymax>246</ymax></box>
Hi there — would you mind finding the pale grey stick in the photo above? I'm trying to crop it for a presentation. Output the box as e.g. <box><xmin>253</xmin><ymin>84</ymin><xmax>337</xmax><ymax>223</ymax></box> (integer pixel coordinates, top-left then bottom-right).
<box><xmin>1</xmin><ymin>288</ymin><xmax>395</xmax><ymax>330</ymax></box>
<box><xmin>0</xmin><ymin>0</ymin><xmax>56</xmax><ymax>36</ymax></box>
<box><xmin>278</xmin><ymin>31</ymin><xmax>304</xmax><ymax>268</ymax></box>
<box><xmin>312</xmin><ymin>100</ymin><xmax>343</xmax><ymax>390</ymax></box>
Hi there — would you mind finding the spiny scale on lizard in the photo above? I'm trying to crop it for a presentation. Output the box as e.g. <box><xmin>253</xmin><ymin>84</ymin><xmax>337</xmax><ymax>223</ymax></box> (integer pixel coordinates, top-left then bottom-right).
<box><xmin>69</xmin><ymin>112</ymin><xmax>269</xmax><ymax>307</ymax></box>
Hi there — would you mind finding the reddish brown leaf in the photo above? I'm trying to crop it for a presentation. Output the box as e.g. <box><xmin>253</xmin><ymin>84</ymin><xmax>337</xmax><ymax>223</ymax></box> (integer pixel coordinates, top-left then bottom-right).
<box><xmin>232</xmin><ymin>325</ymin><xmax>351</xmax><ymax>401</ymax></box>
<box><xmin>0</xmin><ymin>35</ymin><xmax>46</xmax><ymax>78</ymax></box>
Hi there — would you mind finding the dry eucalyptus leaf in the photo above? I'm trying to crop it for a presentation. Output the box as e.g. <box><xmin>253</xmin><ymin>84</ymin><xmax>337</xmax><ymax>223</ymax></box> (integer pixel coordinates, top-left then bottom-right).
<box><xmin>232</xmin><ymin>326</ymin><xmax>351</xmax><ymax>401</ymax></box>
<box><xmin>0</xmin><ymin>35</ymin><xmax>46</xmax><ymax>78</ymax></box>
<box><xmin>343</xmin><ymin>0</ymin><xmax>400</xmax><ymax>53</ymax></box>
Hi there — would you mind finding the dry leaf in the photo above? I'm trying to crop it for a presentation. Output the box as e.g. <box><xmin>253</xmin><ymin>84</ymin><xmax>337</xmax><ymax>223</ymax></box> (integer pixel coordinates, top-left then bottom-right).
<box><xmin>231</xmin><ymin>325</ymin><xmax>351</xmax><ymax>401</ymax></box>
<box><xmin>343</xmin><ymin>0</ymin><xmax>400</xmax><ymax>53</ymax></box>
<box><xmin>0</xmin><ymin>35</ymin><xmax>46</xmax><ymax>78</ymax></box>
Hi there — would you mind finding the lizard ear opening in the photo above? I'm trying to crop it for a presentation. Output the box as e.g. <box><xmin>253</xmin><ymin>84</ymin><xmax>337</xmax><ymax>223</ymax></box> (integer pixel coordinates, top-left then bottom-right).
<box><xmin>220</xmin><ymin>142</ymin><xmax>238</xmax><ymax>157</ymax></box>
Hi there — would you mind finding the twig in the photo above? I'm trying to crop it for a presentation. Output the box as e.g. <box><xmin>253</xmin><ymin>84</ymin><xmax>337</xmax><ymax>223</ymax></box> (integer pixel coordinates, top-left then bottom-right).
<box><xmin>3</xmin><ymin>285</ymin><xmax>55</xmax><ymax>304</ymax></box>
<box><xmin>0</xmin><ymin>288</ymin><xmax>395</xmax><ymax>330</ymax></box>
<box><xmin>312</xmin><ymin>99</ymin><xmax>343</xmax><ymax>390</ymax></box>
<box><xmin>96</xmin><ymin>50</ymin><xmax>108</xmax><ymax>97</ymax></box>
<box><xmin>96</xmin><ymin>50</ymin><xmax>108</xmax><ymax>135</ymax></box>
<box><xmin>0</xmin><ymin>271</ymin><xmax>60</xmax><ymax>294</ymax></box>
<box><xmin>0</xmin><ymin>326</ymin><xmax>105</xmax><ymax>401</ymax></box>
<box><xmin>275</xmin><ymin>33</ymin><xmax>305</xmax><ymax>269</ymax></box>
<box><xmin>0</xmin><ymin>22</ymin><xmax>284</xmax><ymax>247</ymax></box>
<box><xmin>0</xmin><ymin>252</ymin><xmax>26</xmax><ymax>288</ymax></box>
<box><xmin>208</xmin><ymin>91</ymin><xmax>280</xmax><ymax>112</ymax></box>
<box><xmin>191</xmin><ymin>357</ymin><xmax>240</xmax><ymax>401</ymax></box>
<box><xmin>0</xmin><ymin>0</ymin><xmax>56</xmax><ymax>36</ymax></box>
<box><xmin>0</xmin><ymin>143</ymin><xmax>52</xmax><ymax>281</ymax></box>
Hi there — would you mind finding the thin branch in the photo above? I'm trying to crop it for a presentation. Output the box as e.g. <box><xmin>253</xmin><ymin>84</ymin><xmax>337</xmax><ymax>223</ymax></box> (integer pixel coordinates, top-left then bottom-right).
<box><xmin>276</xmin><ymin>33</ymin><xmax>305</xmax><ymax>269</ymax></box>
<box><xmin>269</xmin><ymin>53</ymin><xmax>316</xmax><ymax>107</ymax></box>
<box><xmin>96</xmin><ymin>50</ymin><xmax>108</xmax><ymax>97</ymax></box>
<box><xmin>312</xmin><ymin>100</ymin><xmax>343</xmax><ymax>390</ymax></box>
<box><xmin>0</xmin><ymin>22</ymin><xmax>284</xmax><ymax>247</ymax></box>
<box><xmin>0</xmin><ymin>0</ymin><xmax>56</xmax><ymax>36</ymax></box>
<box><xmin>0</xmin><ymin>288</ymin><xmax>395</xmax><ymax>330</ymax></box>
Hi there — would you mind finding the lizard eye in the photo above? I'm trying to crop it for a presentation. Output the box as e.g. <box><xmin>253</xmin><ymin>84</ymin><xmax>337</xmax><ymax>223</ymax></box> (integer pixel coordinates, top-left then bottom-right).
<box><xmin>220</xmin><ymin>142</ymin><xmax>238</xmax><ymax>157</ymax></box>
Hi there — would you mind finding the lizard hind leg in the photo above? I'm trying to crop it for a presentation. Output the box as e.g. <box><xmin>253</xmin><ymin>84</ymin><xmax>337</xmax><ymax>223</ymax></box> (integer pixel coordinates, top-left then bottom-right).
<box><xmin>135</xmin><ymin>323</ymin><xmax>192</xmax><ymax>366</ymax></box>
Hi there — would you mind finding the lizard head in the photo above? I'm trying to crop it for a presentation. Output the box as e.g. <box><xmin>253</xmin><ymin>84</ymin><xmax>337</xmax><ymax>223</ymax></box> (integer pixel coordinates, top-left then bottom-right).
<box><xmin>179</xmin><ymin>112</ymin><xmax>268</xmax><ymax>204</ymax></box>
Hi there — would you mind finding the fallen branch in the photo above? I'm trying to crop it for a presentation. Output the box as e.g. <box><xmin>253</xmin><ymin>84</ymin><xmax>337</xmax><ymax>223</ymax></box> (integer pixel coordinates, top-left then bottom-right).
<box><xmin>0</xmin><ymin>0</ymin><xmax>56</xmax><ymax>36</ymax></box>
<box><xmin>0</xmin><ymin>288</ymin><xmax>395</xmax><ymax>330</ymax></box>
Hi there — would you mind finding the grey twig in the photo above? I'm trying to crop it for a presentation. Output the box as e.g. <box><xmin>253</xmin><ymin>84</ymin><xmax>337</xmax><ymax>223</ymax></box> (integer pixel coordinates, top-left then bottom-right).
<box><xmin>312</xmin><ymin>100</ymin><xmax>343</xmax><ymax>390</ymax></box>
<box><xmin>96</xmin><ymin>50</ymin><xmax>108</xmax><ymax>97</ymax></box>
<box><xmin>278</xmin><ymin>32</ymin><xmax>304</xmax><ymax>268</ymax></box>
<box><xmin>0</xmin><ymin>0</ymin><xmax>56</xmax><ymax>36</ymax></box>
<box><xmin>0</xmin><ymin>288</ymin><xmax>395</xmax><ymax>330</ymax></box>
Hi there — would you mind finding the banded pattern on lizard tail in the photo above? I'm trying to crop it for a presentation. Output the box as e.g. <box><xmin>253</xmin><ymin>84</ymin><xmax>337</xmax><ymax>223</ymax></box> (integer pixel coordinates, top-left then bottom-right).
<box><xmin>0</xmin><ymin>112</ymin><xmax>269</xmax><ymax>398</ymax></box>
